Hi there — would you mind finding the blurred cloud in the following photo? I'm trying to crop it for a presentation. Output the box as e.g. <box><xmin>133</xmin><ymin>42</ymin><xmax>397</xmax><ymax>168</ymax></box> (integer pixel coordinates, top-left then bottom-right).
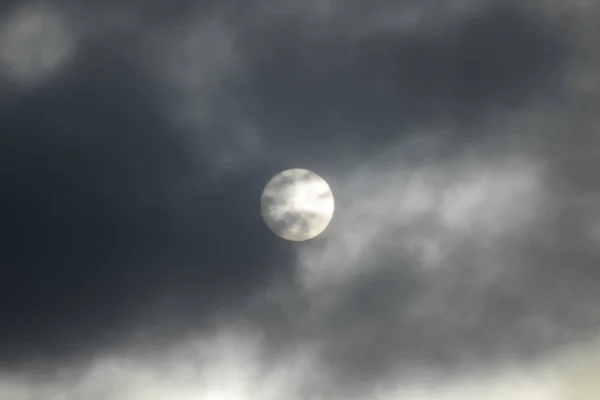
<box><xmin>1</xmin><ymin>329</ymin><xmax>599</xmax><ymax>399</ymax></box>
<box><xmin>1</xmin><ymin>0</ymin><xmax>600</xmax><ymax>398</ymax></box>
<box><xmin>0</xmin><ymin>2</ymin><xmax>76</xmax><ymax>88</ymax></box>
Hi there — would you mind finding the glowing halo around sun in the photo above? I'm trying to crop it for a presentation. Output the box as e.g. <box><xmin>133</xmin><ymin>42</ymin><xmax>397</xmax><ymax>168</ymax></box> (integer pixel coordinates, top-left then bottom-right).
<box><xmin>260</xmin><ymin>168</ymin><xmax>335</xmax><ymax>242</ymax></box>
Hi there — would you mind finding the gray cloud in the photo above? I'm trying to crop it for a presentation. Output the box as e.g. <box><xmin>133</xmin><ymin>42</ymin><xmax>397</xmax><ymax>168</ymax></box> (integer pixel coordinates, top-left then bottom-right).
<box><xmin>1</xmin><ymin>0</ymin><xmax>600</xmax><ymax>398</ymax></box>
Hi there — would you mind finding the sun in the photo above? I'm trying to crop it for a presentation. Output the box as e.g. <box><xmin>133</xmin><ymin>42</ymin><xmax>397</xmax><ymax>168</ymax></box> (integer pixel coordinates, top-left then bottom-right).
<box><xmin>260</xmin><ymin>168</ymin><xmax>335</xmax><ymax>242</ymax></box>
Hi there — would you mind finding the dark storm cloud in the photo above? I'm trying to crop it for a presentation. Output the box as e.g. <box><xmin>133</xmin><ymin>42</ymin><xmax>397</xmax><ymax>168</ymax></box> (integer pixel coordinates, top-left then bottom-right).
<box><xmin>0</xmin><ymin>26</ymin><xmax>291</xmax><ymax>374</ymax></box>
<box><xmin>2</xmin><ymin>0</ymin><xmax>600</xmax><ymax>398</ymax></box>
<box><xmin>235</xmin><ymin>3</ymin><xmax>566</xmax><ymax>159</ymax></box>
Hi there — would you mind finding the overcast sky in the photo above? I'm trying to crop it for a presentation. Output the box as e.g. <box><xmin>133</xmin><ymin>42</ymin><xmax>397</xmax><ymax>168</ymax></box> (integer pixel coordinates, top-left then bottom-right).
<box><xmin>1</xmin><ymin>0</ymin><xmax>600</xmax><ymax>399</ymax></box>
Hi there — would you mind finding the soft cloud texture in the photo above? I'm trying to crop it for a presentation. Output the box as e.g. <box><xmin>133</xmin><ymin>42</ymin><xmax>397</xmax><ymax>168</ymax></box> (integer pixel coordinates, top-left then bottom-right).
<box><xmin>1</xmin><ymin>0</ymin><xmax>600</xmax><ymax>398</ymax></box>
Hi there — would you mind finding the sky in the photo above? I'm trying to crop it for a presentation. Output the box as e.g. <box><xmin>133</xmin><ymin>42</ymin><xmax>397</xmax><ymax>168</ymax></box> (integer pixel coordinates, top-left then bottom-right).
<box><xmin>1</xmin><ymin>0</ymin><xmax>600</xmax><ymax>399</ymax></box>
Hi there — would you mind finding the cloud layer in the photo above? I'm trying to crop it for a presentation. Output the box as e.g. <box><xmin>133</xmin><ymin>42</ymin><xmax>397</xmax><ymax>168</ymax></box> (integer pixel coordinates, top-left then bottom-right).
<box><xmin>1</xmin><ymin>0</ymin><xmax>600</xmax><ymax>398</ymax></box>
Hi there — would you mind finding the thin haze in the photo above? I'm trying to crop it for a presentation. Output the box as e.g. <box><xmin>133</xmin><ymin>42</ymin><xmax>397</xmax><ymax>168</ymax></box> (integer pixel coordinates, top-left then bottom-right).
<box><xmin>1</xmin><ymin>0</ymin><xmax>600</xmax><ymax>399</ymax></box>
